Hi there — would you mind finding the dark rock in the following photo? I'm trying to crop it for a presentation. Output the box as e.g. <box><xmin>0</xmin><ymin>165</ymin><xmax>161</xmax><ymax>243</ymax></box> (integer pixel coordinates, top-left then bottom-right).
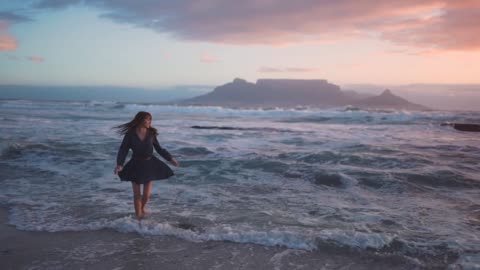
<box><xmin>314</xmin><ymin>173</ymin><xmax>343</xmax><ymax>187</ymax></box>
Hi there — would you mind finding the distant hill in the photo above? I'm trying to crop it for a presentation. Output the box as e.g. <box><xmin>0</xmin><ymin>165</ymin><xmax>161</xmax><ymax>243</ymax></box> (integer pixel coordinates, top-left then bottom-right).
<box><xmin>343</xmin><ymin>83</ymin><xmax>480</xmax><ymax>111</ymax></box>
<box><xmin>353</xmin><ymin>89</ymin><xmax>428</xmax><ymax>110</ymax></box>
<box><xmin>181</xmin><ymin>78</ymin><xmax>429</xmax><ymax>110</ymax></box>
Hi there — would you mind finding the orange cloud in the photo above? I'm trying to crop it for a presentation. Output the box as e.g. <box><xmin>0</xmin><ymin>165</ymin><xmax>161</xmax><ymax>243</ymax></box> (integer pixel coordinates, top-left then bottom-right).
<box><xmin>0</xmin><ymin>21</ymin><xmax>18</xmax><ymax>51</ymax></box>
<box><xmin>28</xmin><ymin>56</ymin><xmax>44</xmax><ymax>63</ymax></box>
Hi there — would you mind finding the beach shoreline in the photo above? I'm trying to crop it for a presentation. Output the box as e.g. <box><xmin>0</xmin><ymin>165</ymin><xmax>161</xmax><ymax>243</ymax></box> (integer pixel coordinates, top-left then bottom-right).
<box><xmin>0</xmin><ymin>206</ymin><xmax>422</xmax><ymax>270</ymax></box>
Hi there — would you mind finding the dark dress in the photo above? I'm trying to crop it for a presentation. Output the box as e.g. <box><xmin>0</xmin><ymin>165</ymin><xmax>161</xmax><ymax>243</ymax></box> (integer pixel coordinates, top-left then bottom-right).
<box><xmin>116</xmin><ymin>129</ymin><xmax>174</xmax><ymax>184</ymax></box>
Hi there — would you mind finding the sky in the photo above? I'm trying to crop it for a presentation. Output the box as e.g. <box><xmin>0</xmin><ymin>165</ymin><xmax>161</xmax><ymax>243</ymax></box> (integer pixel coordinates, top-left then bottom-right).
<box><xmin>1</xmin><ymin>0</ymin><xmax>480</xmax><ymax>88</ymax></box>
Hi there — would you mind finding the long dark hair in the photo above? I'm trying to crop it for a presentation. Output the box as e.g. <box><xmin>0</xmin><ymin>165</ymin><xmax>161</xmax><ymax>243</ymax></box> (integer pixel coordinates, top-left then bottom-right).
<box><xmin>113</xmin><ymin>111</ymin><xmax>158</xmax><ymax>136</ymax></box>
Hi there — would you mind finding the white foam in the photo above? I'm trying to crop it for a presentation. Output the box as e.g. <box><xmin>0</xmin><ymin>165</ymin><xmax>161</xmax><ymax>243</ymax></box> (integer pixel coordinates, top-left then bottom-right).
<box><xmin>270</xmin><ymin>249</ymin><xmax>306</xmax><ymax>270</ymax></box>
<box><xmin>108</xmin><ymin>220</ymin><xmax>393</xmax><ymax>251</ymax></box>
<box><xmin>454</xmin><ymin>253</ymin><xmax>480</xmax><ymax>270</ymax></box>
<box><xmin>7</xmin><ymin>208</ymin><xmax>398</xmax><ymax>252</ymax></box>
<box><xmin>199</xmin><ymin>225</ymin><xmax>315</xmax><ymax>250</ymax></box>
<box><xmin>317</xmin><ymin>229</ymin><xmax>395</xmax><ymax>249</ymax></box>
<box><xmin>338</xmin><ymin>173</ymin><xmax>359</xmax><ymax>188</ymax></box>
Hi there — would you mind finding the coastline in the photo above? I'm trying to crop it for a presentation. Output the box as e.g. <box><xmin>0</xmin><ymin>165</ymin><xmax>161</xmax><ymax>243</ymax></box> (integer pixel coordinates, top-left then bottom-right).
<box><xmin>0</xmin><ymin>207</ymin><xmax>419</xmax><ymax>270</ymax></box>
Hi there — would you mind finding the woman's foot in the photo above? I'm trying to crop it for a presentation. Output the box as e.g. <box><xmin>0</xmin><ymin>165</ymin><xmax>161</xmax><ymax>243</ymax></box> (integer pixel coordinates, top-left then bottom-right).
<box><xmin>136</xmin><ymin>211</ymin><xmax>145</xmax><ymax>220</ymax></box>
<box><xmin>141</xmin><ymin>208</ymin><xmax>149</xmax><ymax>215</ymax></box>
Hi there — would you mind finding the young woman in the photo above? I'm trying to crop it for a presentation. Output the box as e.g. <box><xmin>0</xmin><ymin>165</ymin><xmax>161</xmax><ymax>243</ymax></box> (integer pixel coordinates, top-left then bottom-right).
<box><xmin>114</xmin><ymin>111</ymin><xmax>180</xmax><ymax>219</ymax></box>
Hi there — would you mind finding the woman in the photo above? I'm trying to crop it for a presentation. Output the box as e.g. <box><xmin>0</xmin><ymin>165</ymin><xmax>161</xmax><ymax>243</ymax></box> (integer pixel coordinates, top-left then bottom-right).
<box><xmin>113</xmin><ymin>111</ymin><xmax>180</xmax><ymax>219</ymax></box>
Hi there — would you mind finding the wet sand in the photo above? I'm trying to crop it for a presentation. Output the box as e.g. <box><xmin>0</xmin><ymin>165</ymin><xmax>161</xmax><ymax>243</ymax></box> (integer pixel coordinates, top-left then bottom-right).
<box><xmin>0</xmin><ymin>207</ymin><xmax>421</xmax><ymax>270</ymax></box>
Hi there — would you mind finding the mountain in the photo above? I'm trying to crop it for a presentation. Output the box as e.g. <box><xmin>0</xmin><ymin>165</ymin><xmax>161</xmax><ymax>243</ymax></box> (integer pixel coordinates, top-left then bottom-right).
<box><xmin>181</xmin><ymin>78</ymin><xmax>429</xmax><ymax>110</ymax></box>
<box><xmin>343</xmin><ymin>83</ymin><xmax>480</xmax><ymax>111</ymax></box>
<box><xmin>342</xmin><ymin>90</ymin><xmax>374</xmax><ymax>100</ymax></box>
<box><xmin>353</xmin><ymin>89</ymin><xmax>429</xmax><ymax>110</ymax></box>
<box><xmin>183</xmin><ymin>78</ymin><xmax>354</xmax><ymax>107</ymax></box>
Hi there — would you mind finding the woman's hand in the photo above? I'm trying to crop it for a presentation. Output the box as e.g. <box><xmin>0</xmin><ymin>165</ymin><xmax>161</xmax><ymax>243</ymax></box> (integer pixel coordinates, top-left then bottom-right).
<box><xmin>114</xmin><ymin>165</ymin><xmax>123</xmax><ymax>175</ymax></box>
<box><xmin>170</xmin><ymin>158</ymin><xmax>180</xmax><ymax>167</ymax></box>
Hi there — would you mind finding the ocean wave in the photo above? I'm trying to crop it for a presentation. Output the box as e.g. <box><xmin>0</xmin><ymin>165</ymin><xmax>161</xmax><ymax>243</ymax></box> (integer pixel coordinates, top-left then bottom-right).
<box><xmin>7</xmin><ymin>211</ymin><xmax>394</xmax><ymax>251</ymax></box>
<box><xmin>277</xmin><ymin>113</ymin><xmax>433</xmax><ymax>125</ymax></box>
<box><xmin>176</xmin><ymin>146</ymin><xmax>214</xmax><ymax>156</ymax></box>
<box><xmin>2</xmin><ymin>98</ymin><xmax>479</xmax><ymax>269</ymax></box>
<box><xmin>0</xmin><ymin>116</ymin><xmax>53</xmax><ymax>124</ymax></box>
<box><xmin>0</xmin><ymin>117</ymin><xmax>16</xmax><ymax>122</ymax></box>
<box><xmin>311</xmin><ymin>172</ymin><xmax>358</xmax><ymax>188</ymax></box>
<box><xmin>191</xmin><ymin>125</ymin><xmax>295</xmax><ymax>133</ymax></box>
<box><xmin>230</xmin><ymin>158</ymin><xmax>290</xmax><ymax>174</ymax></box>
<box><xmin>275</xmin><ymin>109</ymin><xmax>480</xmax><ymax>125</ymax></box>
<box><xmin>120</xmin><ymin>104</ymin><xmax>322</xmax><ymax>118</ymax></box>
<box><xmin>0</xmin><ymin>141</ymin><xmax>92</xmax><ymax>160</ymax></box>
<box><xmin>7</xmin><ymin>211</ymin><xmax>464</xmax><ymax>267</ymax></box>
<box><xmin>0</xmin><ymin>142</ymin><xmax>57</xmax><ymax>160</ymax></box>
<box><xmin>398</xmin><ymin>170</ymin><xmax>480</xmax><ymax>189</ymax></box>
<box><xmin>2</xmin><ymin>99</ymin><xmax>479</xmax><ymax>122</ymax></box>
<box><xmin>86</xmin><ymin>100</ymin><xmax>119</xmax><ymax>106</ymax></box>
<box><xmin>5</xmin><ymin>99</ymin><xmax>477</xmax><ymax>128</ymax></box>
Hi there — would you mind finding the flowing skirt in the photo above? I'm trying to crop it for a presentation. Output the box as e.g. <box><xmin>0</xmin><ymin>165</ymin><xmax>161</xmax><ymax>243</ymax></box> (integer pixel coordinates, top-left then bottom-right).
<box><xmin>119</xmin><ymin>156</ymin><xmax>174</xmax><ymax>184</ymax></box>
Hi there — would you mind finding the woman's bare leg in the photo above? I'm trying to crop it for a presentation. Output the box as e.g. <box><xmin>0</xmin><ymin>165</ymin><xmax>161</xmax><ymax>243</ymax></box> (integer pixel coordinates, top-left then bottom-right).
<box><xmin>131</xmin><ymin>182</ymin><xmax>143</xmax><ymax>219</ymax></box>
<box><xmin>142</xmin><ymin>181</ymin><xmax>153</xmax><ymax>215</ymax></box>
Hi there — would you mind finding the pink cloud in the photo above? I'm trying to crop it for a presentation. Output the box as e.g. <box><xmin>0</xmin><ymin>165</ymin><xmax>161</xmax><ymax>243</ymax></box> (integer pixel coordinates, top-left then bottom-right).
<box><xmin>259</xmin><ymin>66</ymin><xmax>283</xmax><ymax>73</ymax></box>
<box><xmin>31</xmin><ymin>0</ymin><xmax>480</xmax><ymax>50</ymax></box>
<box><xmin>285</xmin><ymin>67</ymin><xmax>317</xmax><ymax>73</ymax></box>
<box><xmin>378</xmin><ymin>1</ymin><xmax>480</xmax><ymax>51</ymax></box>
<box><xmin>200</xmin><ymin>53</ymin><xmax>217</xmax><ymax>63</ymax></box>
<box><xmin>27</xmin><ymin>56</ymin><xmax>45</xmax><ymax>63</ymax></box>
<box><xmin>0</xmin><ymin>21</ymin><xmax>18</xmax><ymax>51</ymax></box>
<box><xmin>259</xmin><ymin>66</ymin><xmax>317</xmax><ymax>73</ymax></box>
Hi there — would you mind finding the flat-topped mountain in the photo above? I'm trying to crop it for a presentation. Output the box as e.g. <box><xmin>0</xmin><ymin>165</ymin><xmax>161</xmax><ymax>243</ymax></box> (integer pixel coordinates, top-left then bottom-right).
<box><xmin>181</xmin><ymin>78</ymin><xmax>429</xmax><ymax>110</ymax></box>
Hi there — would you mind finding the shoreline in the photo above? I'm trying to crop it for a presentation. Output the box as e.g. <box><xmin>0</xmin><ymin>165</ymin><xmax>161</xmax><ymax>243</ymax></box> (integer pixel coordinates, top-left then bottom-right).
<box><xmin>0</xmin><ymin>206</ymin><xmax>421</xmax><ymax>270</ymax></box>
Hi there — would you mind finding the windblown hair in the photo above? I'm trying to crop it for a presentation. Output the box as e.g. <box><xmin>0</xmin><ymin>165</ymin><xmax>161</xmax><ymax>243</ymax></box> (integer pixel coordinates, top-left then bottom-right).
<box><xmin>113</xmin><ymin>111</ymin><xmax>158</xmax><ymax>136</ymax></box>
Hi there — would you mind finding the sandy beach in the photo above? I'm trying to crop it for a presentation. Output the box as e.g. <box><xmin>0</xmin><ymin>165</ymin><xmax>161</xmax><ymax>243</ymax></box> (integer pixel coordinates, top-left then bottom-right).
<box><xmin>0</xmin><ymin>207</ymin><xmax>423</xmax><ymax>270</ymax></box>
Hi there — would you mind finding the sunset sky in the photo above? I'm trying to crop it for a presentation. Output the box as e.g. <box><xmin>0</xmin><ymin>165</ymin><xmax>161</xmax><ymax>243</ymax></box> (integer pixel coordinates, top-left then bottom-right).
<box><xmin>1</xmin><ymin>0</ymin><xmax>480</xmax><ymax>87</ymax></box>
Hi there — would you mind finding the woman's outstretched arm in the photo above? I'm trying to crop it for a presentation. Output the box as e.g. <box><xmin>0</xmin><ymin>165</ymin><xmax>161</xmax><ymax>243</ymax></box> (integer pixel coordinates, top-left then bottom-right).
<box><xmin>153</xmin><ymin>136</ymin><xmax>180</xmax><ymax>167</ymax></box>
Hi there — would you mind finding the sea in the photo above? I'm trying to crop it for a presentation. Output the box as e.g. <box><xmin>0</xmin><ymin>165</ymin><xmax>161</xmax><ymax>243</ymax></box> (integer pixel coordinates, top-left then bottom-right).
<box><xmin>0</xmin><ymin>98</ymin><xmax>479</xmax><ymax>269</ymax></box>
